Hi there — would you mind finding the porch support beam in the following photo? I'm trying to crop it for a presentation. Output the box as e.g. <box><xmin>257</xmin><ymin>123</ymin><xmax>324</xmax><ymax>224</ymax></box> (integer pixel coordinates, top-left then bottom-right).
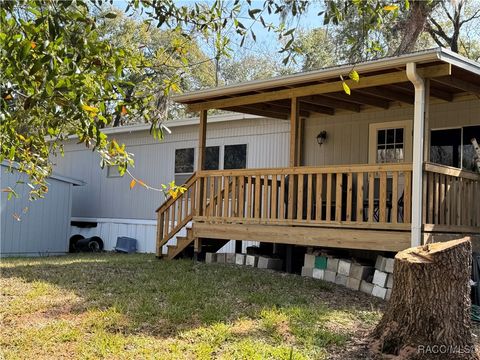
<box><xmin>197</xmin><ymin>109</ymin><xmax>207</xmax><ymax>171</ymax></box>
<box><xmin>432</xmin><ymin>75</ymin><xmax>480</xmax><ymax>96</ymax></box>
<box><xmin>196</xmin><ymin>109</ymin><xmax>207</xmax><ymax>218</ymax></box>
<box><xmin>358</xmin><ymin>87</ymin><xmax>414</xmax><ymax>104</ymax></box>
<box><xmin>323</xmin><ymin>92</ymin><xmax>390</xmax><ymax>109</ymax></box>
<box><xmin>301</xmin><ymin>94</ymin><xmax>361</xmax><ymax>112</ymax></box>
<box><xmin>187</xmin><ymin>64</ymin><xmax>450</xmax><ymax>112</ymax></box>
<box><xmin>290</xmin><ymin>97</ymin><xmax>300</xmax><ymax>167</ymax></box>
<box><xmin>407</xmin><ymin>62</ymin><xmax>426</xmax><ymax>247</ymax></box>
<box><xmin>224</xmin><ymin>106</ymin><xmax>289</xmax><ymax>120</ymax></box>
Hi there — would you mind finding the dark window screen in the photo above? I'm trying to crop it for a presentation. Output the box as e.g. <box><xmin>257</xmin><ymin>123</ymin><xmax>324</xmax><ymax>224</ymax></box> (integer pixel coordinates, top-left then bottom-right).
<box><xmin>430</xmin><ymin>129</ymin><xmax>461</xmax><ymax>168</ymax></box>
<box><xmin>224</xmin><ymin>144</ymin><xmax>247</xmax><ymax>169</ymax></box>
<box><xmin>205</xmin><ymin>146</ymin><xmax>220</xmax><ymax>170</ymax></box>
<box><xmin>175</xmin><ymin>148</ymin><xmax>194</xmax><ymax>174</ymax></box>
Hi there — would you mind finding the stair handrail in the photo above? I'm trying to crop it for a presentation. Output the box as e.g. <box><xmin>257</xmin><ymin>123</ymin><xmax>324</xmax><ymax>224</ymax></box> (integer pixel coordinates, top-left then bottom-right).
<box><xmin>156</xmin><ymin>172</ymin><xmax>198</xmax><ymax>214</ymax></box>
<box><xmin>156</xmin><ymin>172</ymin><xmax>198</xmax><ymax>255</ymax></box>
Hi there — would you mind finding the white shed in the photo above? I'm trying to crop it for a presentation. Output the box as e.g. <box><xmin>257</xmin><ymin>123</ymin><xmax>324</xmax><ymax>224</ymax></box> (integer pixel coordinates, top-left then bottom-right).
<box><xmin>1</xmin><ymin>164</ymin><xmax>83</xmax><ymax>257</ymax></box>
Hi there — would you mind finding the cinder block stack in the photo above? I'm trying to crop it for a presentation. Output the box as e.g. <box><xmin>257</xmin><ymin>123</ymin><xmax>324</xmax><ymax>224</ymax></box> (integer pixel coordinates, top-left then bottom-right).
<box><xmin>216</xmin><ymin>253</ymin><xmax>226</xmax><ymax>263</ymax></box>
<box><xmin>347</xmin><ymin>263</ymin><xmax>374</xmax><ymax>291</ymax></box>
<box><xmin>300</xmin><ymin>251</ymin><xmax>395</xmax><ymax>301</ymax></box>
<box><xmin>226</xmin><ymin>253</ymin><xmax>236</xmax><ymax>264</ymax></box>
<box><xmin>245</xmin><ymin>254</ymin><xmax>258</xmax><ymax>267</ymax></box>
<box><xmin>205</xmin><ymin>253</ymin><xmax>217</xmax><ymax>264</ymax></box>
<box><xmin>204</xmin><ymin>252</ymin><xmax>283</xmax><ymax>271</ymax></box>
<box><xmin>301</xmin><ymin>251</ymin><xmax>328</xmax><ymax>280</ymax></box>
<box><xmin>258</xmin><ymin>256</ymin><xmax>283</xmax><ymax>270</ymax></box>
<box><xmin>370</xmin><ymin>255</ymin><xmax>395</xmax><ymax>299</ymax></box>
<box><xmin>235</xmin><ymin>253</ymin><xmax>246</xmax><ymax>265</ymax></box>
<box><xmin>206</xmin><ymin>249</ymin><xmax>396</xmax><ymax>302</ymax></box>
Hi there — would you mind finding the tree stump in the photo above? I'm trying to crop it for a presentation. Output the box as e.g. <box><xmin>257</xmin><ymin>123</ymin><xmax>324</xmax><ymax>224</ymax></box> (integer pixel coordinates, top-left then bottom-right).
<box><xmin>370</xmin><ymin>237</ymin><xmax>478</xmax><ymax>360</ymax></box>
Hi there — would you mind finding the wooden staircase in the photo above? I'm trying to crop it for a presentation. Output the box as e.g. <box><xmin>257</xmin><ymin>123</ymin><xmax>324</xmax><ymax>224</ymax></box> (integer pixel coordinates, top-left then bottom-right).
<box><xmin>165</xmin><ymin>226</ymin><xmax>195</xmax><ymax>259</ymax></box>
<box><xmin>156</xmin><ymin>173</ymin><xmax>231</xmax><ymax>260</ymax></box>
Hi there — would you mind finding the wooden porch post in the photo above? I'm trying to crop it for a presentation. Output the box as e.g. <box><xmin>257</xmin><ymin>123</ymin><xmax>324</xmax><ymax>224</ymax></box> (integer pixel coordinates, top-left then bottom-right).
<box><xmin>407</xmin><ymin>63</ymin><xmax>426</xmax><ymax>247</ymax></box>
<box><xmin>290</xmin><ymin>97</ymin><xmax>300</xmax><ymax>167</ymax></box>
<box><xmin>196</xmin><ymin>110</ymin><xmax>207</xmax><ymax>218</ymax></box>
<box><xmin>198</xmin><ymin>109</ymin><xmax>207</xmax><ymax>172</ymax></box>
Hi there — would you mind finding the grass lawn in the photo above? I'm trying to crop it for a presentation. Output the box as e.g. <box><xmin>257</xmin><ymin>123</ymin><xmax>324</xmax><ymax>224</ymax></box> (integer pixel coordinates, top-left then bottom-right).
<box><xmin>0</xmin><ymin>253</ymin><xmax>386</xmax><ymax>359</ymax></box>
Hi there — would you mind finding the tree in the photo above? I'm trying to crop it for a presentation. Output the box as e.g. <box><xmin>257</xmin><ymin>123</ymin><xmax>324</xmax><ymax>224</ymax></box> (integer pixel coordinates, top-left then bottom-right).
<box><xmin>294</xmin><ymin>28</ymin><xmax>338</xmax><ymax>70</ymax></box>
<box><xmin>0</xmin><ymin>0</ymin><xmax>251</xmax><ymax>198</ymax></box>
<box><xmin>95</xmin><ymin>8</ymin><xmax>217</xmax><ymax>126</ymax></box>
<box><xmin>371</xmin><ymin>238</ymin><xmax>478</xmax><ymax>360</ymax></box>
<box><xmin>427</xmin><ymin>0</ymin><xmax>480</xmax><ymax>55</ymax></box>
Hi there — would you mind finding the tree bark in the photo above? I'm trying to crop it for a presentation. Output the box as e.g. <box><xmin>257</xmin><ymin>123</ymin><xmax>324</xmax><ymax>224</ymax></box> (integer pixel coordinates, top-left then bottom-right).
<box><xmin>370</xmin><ymin>237</ymin><xmax>478</xmax><ymax>360</ymax></box>
<box><xmin>394</xmin><ymin>0</ymin><xmax>439</xmax><ymax>56</ymax></box>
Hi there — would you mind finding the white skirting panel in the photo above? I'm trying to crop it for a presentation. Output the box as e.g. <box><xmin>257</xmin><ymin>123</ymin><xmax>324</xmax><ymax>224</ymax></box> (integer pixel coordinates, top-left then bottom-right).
<box><xmin>70</xmin><ymin>217</ymin><xmax>259</xmax><ymax>255</ymax></box>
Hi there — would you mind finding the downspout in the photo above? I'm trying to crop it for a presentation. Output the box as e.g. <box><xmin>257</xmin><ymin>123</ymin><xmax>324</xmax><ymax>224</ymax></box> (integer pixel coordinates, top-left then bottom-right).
<box><xmin>406</xmin><ymin>62</ymin><xmax>425</xmax><ymax>247</ymax></box>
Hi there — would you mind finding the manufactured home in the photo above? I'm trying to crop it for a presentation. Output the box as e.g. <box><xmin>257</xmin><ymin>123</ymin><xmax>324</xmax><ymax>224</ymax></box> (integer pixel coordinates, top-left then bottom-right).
<box><xmin>156</xmin><ymin>48</ymin><xmax>480</xmax><ymax>262</ymax></box>
<box><xmin>0</xmin><ymin>163</ymin><xmax>82</xmax><ymax>257</ymax></box>
<box><xmin>53</xmin><ymin>113</ymin><xmax>290</xmax><ymax>253</ymax></box>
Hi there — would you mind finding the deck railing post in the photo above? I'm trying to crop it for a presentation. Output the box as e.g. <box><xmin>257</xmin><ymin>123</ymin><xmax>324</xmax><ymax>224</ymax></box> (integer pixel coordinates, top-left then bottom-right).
<box><xmin>196</xmin><ymin>110</ymin><xmax>207</xmax><ymax>217</ymax></box>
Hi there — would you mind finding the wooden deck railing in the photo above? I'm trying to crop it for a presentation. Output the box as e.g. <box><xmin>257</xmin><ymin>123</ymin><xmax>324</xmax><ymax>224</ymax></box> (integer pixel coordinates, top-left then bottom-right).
<box><xmin>423</xmin><ymin>162</ymin><xmax>480</xmax><ymax>230</ymax></box>
<box><xmin>195</xmin><ymin>163</ymin><xmax>413</xmax><ymax>230</ymax></box>
<box><xmin>156</xmin><ymin>172</ymin><xmax>197</xmax><ymax>253</ymax></box>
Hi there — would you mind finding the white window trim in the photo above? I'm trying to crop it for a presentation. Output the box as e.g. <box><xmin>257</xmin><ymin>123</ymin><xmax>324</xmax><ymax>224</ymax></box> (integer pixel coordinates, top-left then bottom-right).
<box><xmin>106</xmin><ymin>165</ymin><xmax>122</xmax><ymax>178</ymax></box>
<box><xmin>368</xmin><ymin>120</ymin><xmax>413</xmax><ymax>164</ymax></box>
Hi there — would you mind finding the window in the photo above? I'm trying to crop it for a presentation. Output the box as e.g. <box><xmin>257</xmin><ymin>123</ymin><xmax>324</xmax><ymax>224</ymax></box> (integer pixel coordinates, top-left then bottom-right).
<box><xmin>224</xmin><ymin>144</ymin><xmax>247</xmax><ymax>169</ymax></box>
<box><xmin>205</xmin><ymin>146</ymin><xmax>220</xmax><ymax>170</ymax></box>
<box><xmin>174</xmin><ymin>148</ymin><xmax>194</xmax><ymax>185</ymax></box>
<box><xmin>376</xmin><ymin>128</ymin><xmax>404</xmax><ymax>163</ymax></box>
<box><xmin>369</xmin><ymin>120</ymin><xmax>412</xmax><ymax>164</ymax></box>
<box><xmin>431</xmin><ymin>125</ymin><xmax>480</xmax><ymax>170</ymax></box>
<box><xmin>430</xmin><ymin>128</ymin><xmax>461</xmax><ymax>168</ymax></box>
<box><xmin>107</xmin><ymin>165</ymin><xmax>122</xmax><ymax>178</ymax></box>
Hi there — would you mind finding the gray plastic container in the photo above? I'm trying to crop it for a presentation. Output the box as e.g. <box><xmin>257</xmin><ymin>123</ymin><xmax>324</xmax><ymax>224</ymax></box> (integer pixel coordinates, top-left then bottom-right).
<box><xmin>115</xmin><ymin>236</ymin><xmax>137</xmax><ymax>253</ymax></box>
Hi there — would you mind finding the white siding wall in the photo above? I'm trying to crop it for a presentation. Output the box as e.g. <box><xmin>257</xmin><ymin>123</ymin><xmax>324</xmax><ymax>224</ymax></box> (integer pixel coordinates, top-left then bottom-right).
<box><xmin>54</xmin><ymin>116</ymin><xmax>288</xmax><ymax>254</ymax></box>
<box><xmin>302</xmin><ymin>97</ymin><xmax>480</xmax><ymax>166</ymax></box>
<box><xmin>54</xmin><ymin>117</ymin><xmax>289</xmax><ymax>220</ymax></box>
<box><xmin>1</xmin><ymin>167</ymin><xmax>72</xmax><ymax>257</ymax></box>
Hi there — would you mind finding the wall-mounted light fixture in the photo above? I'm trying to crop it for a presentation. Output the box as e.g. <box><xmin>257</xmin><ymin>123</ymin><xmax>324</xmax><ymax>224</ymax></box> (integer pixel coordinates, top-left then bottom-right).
<box><xmin>316</xmin><ymin>131</ymin><xmax>327</xmax><ymax>146</ymax></box>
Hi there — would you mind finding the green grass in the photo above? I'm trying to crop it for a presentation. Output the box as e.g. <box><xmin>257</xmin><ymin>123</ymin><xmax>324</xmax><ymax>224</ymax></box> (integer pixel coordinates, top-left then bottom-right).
<box><xmin>0</xmin><ymin>253</ymin><xmax>384</xmax><ymax>359</ymax></box>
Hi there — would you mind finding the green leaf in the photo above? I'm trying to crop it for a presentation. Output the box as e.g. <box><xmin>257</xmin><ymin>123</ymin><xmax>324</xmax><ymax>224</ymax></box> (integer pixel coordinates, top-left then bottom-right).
<box><xmin>104</xmin><ymin>12</ymin><xmax>117</xmax><ymax>19</ymax></box>
<box><xmin>348</xmin><ymin>70</ymin><xmax>359</xmax><ymax>83</ymax></box>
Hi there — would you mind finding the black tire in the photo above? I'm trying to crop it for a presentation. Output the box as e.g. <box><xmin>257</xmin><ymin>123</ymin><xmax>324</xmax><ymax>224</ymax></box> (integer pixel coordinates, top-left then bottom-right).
<box><xmin>87</xmin><ymin>236</ymin><xmax>104</xmax><ymax>252</ymax></box>
<box><xmin>69</xmin><ymin>234</ymin><xmax>85</xmax><ymax>253</ymax></box>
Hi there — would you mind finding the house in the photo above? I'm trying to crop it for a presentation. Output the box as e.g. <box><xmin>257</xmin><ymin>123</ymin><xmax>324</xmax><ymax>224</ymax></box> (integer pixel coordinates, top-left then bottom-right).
<box><xmin>157</xmin><ymin>48</ymin><xmax>480</xmax><ymax>262</ymax></box>
<box><xmin>53</xmin><ymin>113</ymin><xmax>290</xmax><ymax>253</ymax></box>
<box><xmin>0</xmin><ymin>163</ymin><xmax>82</xmax><ymax>257</ymax></box>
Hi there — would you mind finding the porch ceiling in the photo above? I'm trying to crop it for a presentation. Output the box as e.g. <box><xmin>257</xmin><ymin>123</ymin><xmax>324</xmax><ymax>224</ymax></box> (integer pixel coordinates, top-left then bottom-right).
<box><xmin>174</xmin><ymin>48</ymin><xmax>480</xmax><ymax>119</ymax></box>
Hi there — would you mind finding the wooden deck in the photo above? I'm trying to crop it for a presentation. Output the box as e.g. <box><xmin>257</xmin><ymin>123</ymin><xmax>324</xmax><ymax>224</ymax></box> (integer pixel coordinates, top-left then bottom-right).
<box><xmin>155</xmin><ymin>162</ymin><xmax>479</xmax><ymax>258</ymax></box>
<box><xmin>192</xmin><ymin>222</ymin><xmax>411</xmax><ymax>252</ymax></box>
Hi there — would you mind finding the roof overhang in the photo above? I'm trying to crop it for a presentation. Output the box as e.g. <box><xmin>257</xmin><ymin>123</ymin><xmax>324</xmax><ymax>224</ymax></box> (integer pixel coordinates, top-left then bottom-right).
<box><xmin>1</xmin><ymin>162</ymin><xmax>85</xmax><ymax>186</ymax></box>
<box><xmin>173</xmin><ymin>48</ymin><xmax>480</xmax><ymax>119</ymax></box>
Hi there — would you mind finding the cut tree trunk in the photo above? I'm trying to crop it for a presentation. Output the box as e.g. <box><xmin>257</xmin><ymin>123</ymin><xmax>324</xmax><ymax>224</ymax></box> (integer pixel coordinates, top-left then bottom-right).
<box><xmin>370</xmin><ymin>237</ymin><xmax>478</xmax><ymax>360</ymax></box>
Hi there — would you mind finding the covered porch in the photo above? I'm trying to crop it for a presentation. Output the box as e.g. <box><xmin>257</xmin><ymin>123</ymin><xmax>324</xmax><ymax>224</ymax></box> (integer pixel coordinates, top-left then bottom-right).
<box><xmin>156</xmin><ymin>49</ymin><xmax>480</xmax><ymax>259</ymax></box>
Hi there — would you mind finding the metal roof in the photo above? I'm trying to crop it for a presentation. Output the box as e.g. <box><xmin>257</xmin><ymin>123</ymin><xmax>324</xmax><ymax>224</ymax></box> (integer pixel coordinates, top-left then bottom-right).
<box><xmin>173</xmin><ymin>48</ymin><xmax>480</xmax><ymax>105</ymax></box>
<box><xmin>1</xmin><ymin>162</ymin><xmax>84</xmax><ymax>186</ymax></box>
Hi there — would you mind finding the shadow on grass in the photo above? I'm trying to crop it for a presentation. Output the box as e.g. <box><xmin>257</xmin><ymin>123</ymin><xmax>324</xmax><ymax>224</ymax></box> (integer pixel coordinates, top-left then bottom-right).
<box><xmin>1</xmin><ymin>253</ymin><xmax>384</xmax><ymax>358</ymax></box>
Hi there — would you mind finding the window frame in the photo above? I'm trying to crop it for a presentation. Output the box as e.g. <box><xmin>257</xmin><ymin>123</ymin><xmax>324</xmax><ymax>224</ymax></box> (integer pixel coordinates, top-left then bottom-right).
<box><xmin>174</xmin><ymin>147</ymin><xmax>195</xmax><ymax>185</ymax></box>
<box><xmin>430</xmin><ymin>125</ymin><xmax>480</xmax><ymax>170</ymax></box>
<box><xmin>106</xmin><ymin>165</ymin><xmax>122</xmax><ymax>178</ymax></box>
<box><xmin>368</xmin><ymin>120</ymin><xmax>413</xmax><ymax>164</ymax></box>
